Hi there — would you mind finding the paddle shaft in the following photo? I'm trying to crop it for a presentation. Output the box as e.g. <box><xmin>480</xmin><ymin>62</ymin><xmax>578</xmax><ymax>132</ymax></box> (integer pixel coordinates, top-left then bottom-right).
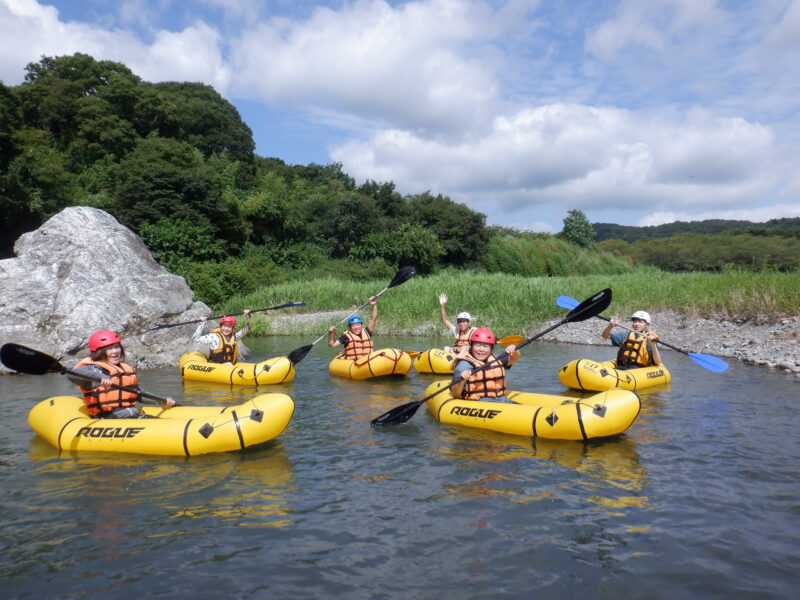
<box><xmin>147</xmin><ymin>301</ymin><xmax>305</xmax><ymax>331</ymax></box>
<box><xmin>307</xmin><ymin>287</ymin><xmax>388</xmax><ymax>347</ymax></box>
<box><xmin>65</xmin><ymin>367</ymin><xmax>172</xmax><ymax>405</ymax></box>
<box><xmin>588</xmin><ymin>310</ymin><xmax>693</xmax><ymax>356</ymax></box>
<box><xmin>287</xmin><ymin>266</ymin><xmax>415</xmax><ymax>365</ymax></box>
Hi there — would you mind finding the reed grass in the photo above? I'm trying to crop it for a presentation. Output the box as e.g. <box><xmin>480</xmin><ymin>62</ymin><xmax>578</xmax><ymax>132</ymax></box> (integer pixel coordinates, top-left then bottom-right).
<box><xmin>222</xmin><ymin>267</ymin><xmax>800</xmax><ymax>337</ymax></box>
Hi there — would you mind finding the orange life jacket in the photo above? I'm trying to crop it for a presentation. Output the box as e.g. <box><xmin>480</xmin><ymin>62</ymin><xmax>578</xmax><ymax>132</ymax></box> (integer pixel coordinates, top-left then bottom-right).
<box><xmin>342</xmin><ymin>328</ymin><xmax>374</xmax><ymax>360</ymax></box>
<box><xmin>208</xmin><ymin>328</ymin><xmax>238</xmax><ymax>364</ymax></box>
<box><xmin>75</xmin><ymin>358</ymin><xmax>139</xmax><ymax>417</ymax></box>
<box><xmin>458</xmin><ymin>354</ymin><xmax>506</xmax><ymax>400</ymax></box>
<box><xmin>616</xmin><ymin>331</ymin><xmax>655</xmax><ymax>368</ymax></box>
<box><xmin>453</xmin><ymin>326</ymin><xmax>477</xmax><ymax>348</ymax></box>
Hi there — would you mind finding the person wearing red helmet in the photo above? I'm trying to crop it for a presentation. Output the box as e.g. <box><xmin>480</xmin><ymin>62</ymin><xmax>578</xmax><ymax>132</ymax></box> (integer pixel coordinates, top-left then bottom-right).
<box><xmin>192</xmin><ymin>310</ymin><xmax>253</xmax><ymax>364</ymax></box>
<box><xmin>328</xmin><ymin>296</ymin><xmax>378</xmax><ymax>360</ymax></box>
<box><xmin>68</xmin><ymin>330</ymin><xmax>175</xmax><ymax>418</ymax></box>
<box><xmin>601</xmin><ymin>310</ymin><xmax>662</xmax><ymax>369</ymax></box>
<box><xmin>438</xmin><ymin>292</ymin><xmax>476</xmax><ymax>353</ymax></box>
<box><xmin>450</xmin><ymin>327</ymin><xmax>521</xmax><ymax>402</ymax></box>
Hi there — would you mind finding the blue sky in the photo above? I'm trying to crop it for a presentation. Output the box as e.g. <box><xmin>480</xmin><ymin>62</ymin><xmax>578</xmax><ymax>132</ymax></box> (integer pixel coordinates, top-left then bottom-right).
<box><xmin>2</xmin><ymin>0</ymin><xmax>799</xmax><ymax>232</ymax></box>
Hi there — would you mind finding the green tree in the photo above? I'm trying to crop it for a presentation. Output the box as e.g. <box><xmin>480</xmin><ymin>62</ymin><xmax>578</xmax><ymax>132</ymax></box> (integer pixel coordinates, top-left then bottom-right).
<box><xmin>559</xmin><ymin>209</ymin><xmax>595</xmax><ymax>247</ymax></box>
<box><xmin>406</xmin><ymin>192</ymin><xmax>489</xmax><ymax>266</ymax></box>
<box><xmin>114</xmin><ymin>137</ymin><xmax>245</xmax><ymax>248</ymax></box>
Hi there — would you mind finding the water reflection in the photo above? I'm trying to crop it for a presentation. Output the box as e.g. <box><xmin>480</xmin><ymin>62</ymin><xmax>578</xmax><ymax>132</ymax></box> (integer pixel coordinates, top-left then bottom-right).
<box><xmin>428</xmin><ymin>426</ymin><xmax>649</xmax><ymax>513</ymax></box>
<box><xmin>27</xmin><ymin>436</ymin><xmax>296</xmax><ymax>531</ymax></box>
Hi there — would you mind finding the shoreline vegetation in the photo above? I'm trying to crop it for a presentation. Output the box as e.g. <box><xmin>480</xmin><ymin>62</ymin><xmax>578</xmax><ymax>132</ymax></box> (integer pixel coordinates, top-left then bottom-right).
<box><xmin>223</xmin><ymin>269</ymin><xmax>799</xmax><ymax>336</ymax></box>
<box><xmin>221</xmin><ymin>269</ymin><xmax>800</xmax><ymax>374</ymax></box>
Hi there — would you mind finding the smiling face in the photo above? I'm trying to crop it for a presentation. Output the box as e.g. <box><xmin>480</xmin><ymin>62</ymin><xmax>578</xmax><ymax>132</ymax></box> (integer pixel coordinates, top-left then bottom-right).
<box><xmin>456</xmin><ymin>318</ymin><xmax>471</xmax><ymax>332</ymax></box>
<box><xmin>220</xmin><ymin>323</ymin><xmax>234</xmax><ymax>336</ymax></box>
<box><xmin>102</xmin><ymin>343</ymin><xmax>122</xmax><ymax>365</ymax></box>
<box><xmin>631</xmin><ymin>318</ymin><xmax>647</xmax><ymax>332</ymax></box>
<box><xmin>470</xmin><ymin>341</ymin><xmax>493</xmax><ymax>361</ymax></box>
<box><xmin>348</xmin><ymin>322</ymin><xmax>363</xmax><ymax>335</ymax></box>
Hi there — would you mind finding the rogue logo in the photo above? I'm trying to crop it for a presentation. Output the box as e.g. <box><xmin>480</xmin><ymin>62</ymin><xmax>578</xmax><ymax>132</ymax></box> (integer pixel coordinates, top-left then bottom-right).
<box><xmin>76</xmin><ymin>426</ymin><xmax>144</xmax><ymax>439</ymax></box>
<box><xmin>188</xmin><ymin>364</ymin><xmax>215</xmax><ymax>372</ymax></box>
<box><xmin>450</xmin><ymin>406</ymin><xmax>502</xmax><ymax>419</ymax></box>
<box><xmin>646</xmin><ymin>369</ymin><xmax>665</xmax><ymax>379</ymax></box>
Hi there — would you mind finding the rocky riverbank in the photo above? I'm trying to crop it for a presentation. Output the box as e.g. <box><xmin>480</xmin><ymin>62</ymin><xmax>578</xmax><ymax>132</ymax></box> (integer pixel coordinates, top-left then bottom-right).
<box><xmin>541</xmin><ymin>310</ymin><xmax>800</xmax><ymax>376</ymax></box>
<box><xmin>269</xmin><ymin>309</ymin><xmax>800</xmax><ymax>376</ymax></box>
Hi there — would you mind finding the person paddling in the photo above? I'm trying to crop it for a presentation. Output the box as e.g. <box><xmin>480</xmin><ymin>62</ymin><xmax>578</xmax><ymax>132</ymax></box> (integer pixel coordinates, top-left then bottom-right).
<box><xmin>438</xmin><ymin>293</ymin><xmax>476</xmax><ymax>353</ymax></box>
<box><xmin>192</xmin><ymin>310</ymin><xmax>252</xmax><ymax>364</ymax></box>
<box><xmin>68</xmin><ymin>330</ymin><xmax>175</xmax><ymax>418</ymax></box>
<box><xmin>601</xmin><ymin>310</ymin><xmax>662</xmax><ymax>369</ymax></box>
<box><xmin>450</xmin><ymin>328</ymin><xmax>520</xmax><ymax>403</ymax></box>
<box><xmin>328</xmin><ymin>296</ymin><xmax>378</xmax><ymax>360</ymax></box>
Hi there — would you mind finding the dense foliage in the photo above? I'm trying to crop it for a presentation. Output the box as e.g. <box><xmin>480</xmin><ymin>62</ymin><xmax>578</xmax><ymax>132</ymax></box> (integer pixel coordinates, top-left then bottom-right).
<box><xmin>598</xmin><ymin>232</ymin><xmax>800</xmax><ymax>272</ymax></box>
<box><xmin>593</xmin><ymin>217</ymin><xmax>800</xmax><ymax>242</ymax></box>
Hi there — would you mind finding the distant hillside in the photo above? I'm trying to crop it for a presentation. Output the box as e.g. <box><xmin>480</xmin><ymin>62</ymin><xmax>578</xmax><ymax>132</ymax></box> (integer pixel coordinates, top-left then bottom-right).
<box><xmin>593</xmin><ymin>218</ymin><xmax>800</xmax><ymax>242</ymax></box>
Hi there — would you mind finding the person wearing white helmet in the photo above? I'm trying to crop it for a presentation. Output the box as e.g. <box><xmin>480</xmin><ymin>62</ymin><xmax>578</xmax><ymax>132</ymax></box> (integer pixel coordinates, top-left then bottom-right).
<box><xmin>601</xmin><ymin>310</ymin><xmax>662</xmax><ymax>369</ymax></box>
<box><xmin>438</xmin><ymin>293</ymin><xmax>476</xmax><ymax>354</ymax></box>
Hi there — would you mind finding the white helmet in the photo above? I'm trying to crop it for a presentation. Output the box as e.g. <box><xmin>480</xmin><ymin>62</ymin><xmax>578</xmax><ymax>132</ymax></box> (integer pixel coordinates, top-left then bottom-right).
<box><xmin>456</xmin><ymin>311</ymin><xmax>472</xmax><ymax>321</ymax></box>
<box><xmin>631</xmin><ymin>310</ymin><xmax>651</xmax><ymax>323</ymax></box>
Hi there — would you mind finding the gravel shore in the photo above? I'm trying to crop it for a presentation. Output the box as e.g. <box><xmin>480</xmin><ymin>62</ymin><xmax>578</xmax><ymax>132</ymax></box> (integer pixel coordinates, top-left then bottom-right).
<box><xmin>270</xmin><ymin>310</ymin><xmax>800</xmax><ymax>376</ymax></box>
<box><xmin>539</xmin><ymin>310</ymin><xmax>800</xmax><ymax>376</ymax></box>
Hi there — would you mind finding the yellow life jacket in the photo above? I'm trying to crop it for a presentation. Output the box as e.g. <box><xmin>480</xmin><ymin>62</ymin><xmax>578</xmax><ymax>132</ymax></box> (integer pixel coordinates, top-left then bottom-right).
<box><xmin>458</xmin><ymin>354</ymin><xmax>506</xmax><ymax>400</ymax></box>
<box><xmin>453</xmin><ymin>326</ymin><xmax>477</xmax><ymax>348</ymax></box>
<box><xmin>209</xmin><ymin>328</ymin><xmax>238</xmax><ymax>364</ymax></box>
<box><xmin>616</xmin><ymin>331</ymin><xmax>654</xmax><ymax>368</ymax></box>
<box><xmin>75</xmin><ymin>358</ymin><xmax>139</xmax><ymax>417</ymax></box>
<box><xmin>342</xmin><ymin>328</ymin><xmax>374</xmax><ymax>360</ymax></box>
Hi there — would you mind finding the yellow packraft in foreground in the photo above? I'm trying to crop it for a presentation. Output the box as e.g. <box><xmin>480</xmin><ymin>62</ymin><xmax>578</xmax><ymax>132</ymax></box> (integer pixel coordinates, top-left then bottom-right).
<box><xmin>423</xmin><ymin>380</ymin><xmax>641</xmax><ymax>440</ymax></box>
<box><xmin>28</xmin><ymin>394</ymin><xmax>294</xmax><ymax>456</ymax></box>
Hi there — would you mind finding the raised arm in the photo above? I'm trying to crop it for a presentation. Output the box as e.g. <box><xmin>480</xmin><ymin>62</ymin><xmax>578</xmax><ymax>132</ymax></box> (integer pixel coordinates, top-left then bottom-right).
<box><xmin>439</xmin><ymin>293</ymin><xmax>454</xmax><ymax>331</ymax></box>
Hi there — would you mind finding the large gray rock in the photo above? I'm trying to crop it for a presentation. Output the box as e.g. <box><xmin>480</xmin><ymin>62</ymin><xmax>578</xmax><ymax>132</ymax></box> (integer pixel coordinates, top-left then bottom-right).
<box><xmin>0</xmin><ymin>207</ymin><xmax>211</xmax><ymax>371</ymax></box>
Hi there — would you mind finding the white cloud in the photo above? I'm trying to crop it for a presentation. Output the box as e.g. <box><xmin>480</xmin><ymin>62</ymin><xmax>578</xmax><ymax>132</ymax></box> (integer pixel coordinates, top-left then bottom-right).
<box><xmin>331</xmin><ymin>102</ymin><xmax>782</xmax><ymax>226</ymax></box>
<box><xmin>0</xmin><ymin>0</ymin><xmax>230</xmax><ymax>92</ymax></box>
<box><xmin>228</xmin><ymin>0</ymin><xmax>499</xmax><ymax>135</ymax></box>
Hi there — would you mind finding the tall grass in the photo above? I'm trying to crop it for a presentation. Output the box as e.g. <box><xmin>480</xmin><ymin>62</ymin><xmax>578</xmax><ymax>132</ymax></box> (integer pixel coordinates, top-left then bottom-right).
<box><xmin>221</xmin><ymin>267</ymin><xmax>799</xmax><ymax>336</ymax></box>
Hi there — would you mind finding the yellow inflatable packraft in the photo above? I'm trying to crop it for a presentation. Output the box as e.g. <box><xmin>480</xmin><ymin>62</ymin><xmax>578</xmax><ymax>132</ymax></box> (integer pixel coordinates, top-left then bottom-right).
<box><xmin>423</xmin><ymin>380</ymin><xmax>641</xmax><ymax>440</ymax></box>
<box><xmin>558</xmin><ymin>358</ymin><xmax>671</xmax><ymax>392</ymax></box>
<box><xmin>179</xmin><ymin>352</ymin><xmax>295</xmax><ymax>386</ymax></box>
<box><xmin>413</xmin><ymin>348</ymin><xmax>456</xmax><ymax>374</ymax></box>
<box><xmin>28</xmin><ymin>394</ymin><xmax>294</xmax><ymax>456</ymax></box>
<box><xmin>329</xmin><ymin>348</ymin><xmax>411</xmax><ymax>379</ymax></box>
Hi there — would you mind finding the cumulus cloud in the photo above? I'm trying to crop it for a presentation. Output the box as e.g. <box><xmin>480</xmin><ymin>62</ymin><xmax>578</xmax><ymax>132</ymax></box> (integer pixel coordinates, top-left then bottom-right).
<box><xmin>228</xmin><ymin>0</ymin><xmax>499</xmax><ymax>135</ymax></box>
<box><xmin>331</xmin><ymin>103</ymin><xmax>780</xmax><ymax>223</ymax></box>
<box><xmin>0</xmin><ymin>0</ymin><xmax>230</xmax><ymax>91</ymax></box>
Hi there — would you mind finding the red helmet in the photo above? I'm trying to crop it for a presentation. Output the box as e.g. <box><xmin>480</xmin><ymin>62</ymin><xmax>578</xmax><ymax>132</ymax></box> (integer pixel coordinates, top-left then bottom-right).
<box><xmin>469</xmin><ymin>327</ymin><xmax>495</xmax><ymax>345</ymax></box>
<box><xmin>88</xmin><ymin>330</ymin><xmax>121</xmax><ymax>352</ymax></box>
<box><xmin>220</xmin><ymin>316</ymin><xmax>236</xmax><ymax>326</ymax></box>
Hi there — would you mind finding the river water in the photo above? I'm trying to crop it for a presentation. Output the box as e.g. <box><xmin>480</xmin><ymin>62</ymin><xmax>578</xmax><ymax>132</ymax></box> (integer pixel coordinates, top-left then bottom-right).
<box><xmin>1</xmin><ymin>336</ymin><xmax>798</xmax><ymax>599</ymax></box>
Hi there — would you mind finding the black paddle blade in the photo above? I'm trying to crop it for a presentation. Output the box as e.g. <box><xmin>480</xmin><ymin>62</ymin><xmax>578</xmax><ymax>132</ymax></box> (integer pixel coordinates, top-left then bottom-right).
<box><xmin>370</xmin><ymin>401</ymin><xmax>422</xmax><ymax>427</ymax></box>
<box><xmin>388</xmin><ymin>266</ymin><xmax>416</xmax><ymax>288</ymax></box>
<box><xmin>565</xmin><ymin>288</ymin><xmax>612</xmax><ymax>322</ymax></box>
<box><xmin>0</xmin><ymin>343</ymin><xmax>62</xmax><ymax>375</ymax></box>
<box><xmin>287</xmin><ymin>344</ymin><xmax>314</xmax><ymax>365</ymax></box>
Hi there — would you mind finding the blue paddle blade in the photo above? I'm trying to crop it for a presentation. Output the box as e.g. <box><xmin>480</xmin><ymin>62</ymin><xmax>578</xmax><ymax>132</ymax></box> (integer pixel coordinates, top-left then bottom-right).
<box><xmin>687</xmin><ymin>352</ymin><xmax>729</xmax><ymax>373</ymax></box>
<box><xmin>556</xmin><ymin>295</ymin><xmax>579</xmax><ymax>310</ymax></box>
